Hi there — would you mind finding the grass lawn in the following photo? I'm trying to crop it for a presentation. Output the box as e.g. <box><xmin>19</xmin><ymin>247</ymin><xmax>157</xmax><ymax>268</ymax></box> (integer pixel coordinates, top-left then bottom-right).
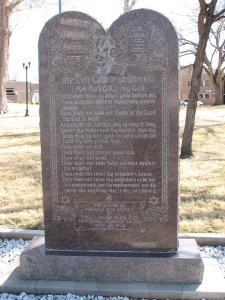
<box><xmin>179</xmin><ymin>106</ymin><xmax>225</xmax><ymax>233</ymax></box>
<box><xmin>0</xmin><ymin>103</ymin><xmax>224</xmax><ymax>232</ymax></box>
<box><xmin>0</xmin><ymin>104</ymin><xmax>43</xmax><ymax>229</ymax></box>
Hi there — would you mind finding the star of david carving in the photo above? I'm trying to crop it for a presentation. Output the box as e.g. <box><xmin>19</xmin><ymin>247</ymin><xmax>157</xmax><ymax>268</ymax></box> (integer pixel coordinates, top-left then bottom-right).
<box><xmin>149</xmin><ymin>196</ymin><xmax>159</xmax><ymax>205</ymax></box>
<box><xmin>61</xmin><ymin>195</ymin><xmax>70</xmax><ymax>204</ymax></box>
<box><xmin>106</xmin><ymin>194</ymin><xmax>112</xmax><ymax>202</ymax></box>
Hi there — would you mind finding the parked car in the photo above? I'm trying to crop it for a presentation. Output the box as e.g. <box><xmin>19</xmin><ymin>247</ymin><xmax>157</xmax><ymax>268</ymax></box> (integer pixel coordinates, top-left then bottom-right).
<box><xmin>181</xmin><ymin>99</ymin><xmax>203</xmax><ymax>106</ymax></box>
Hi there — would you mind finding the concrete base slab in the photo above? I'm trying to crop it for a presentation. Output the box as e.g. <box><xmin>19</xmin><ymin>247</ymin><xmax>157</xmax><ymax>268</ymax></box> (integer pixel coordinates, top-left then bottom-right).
<box><xmin>20</xmin><ymin>237</ymin><xmax>204</xmax><ymax>284</ymax></box>
<box><xmin>0</xmin><ymin>258</ymin><xmax>225</xmax><ymax>299</ymax></box>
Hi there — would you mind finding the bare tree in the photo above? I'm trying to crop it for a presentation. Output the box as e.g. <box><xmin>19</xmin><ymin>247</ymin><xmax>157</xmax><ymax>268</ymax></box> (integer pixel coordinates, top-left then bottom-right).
<box><xmin>180</xmin><ymin>0</ymin><xmax>225</xmax><ymax>159</ymax></box>
<box><xmin>0</xmin><ymin>0</ymin><xmax>72</xmax><ymax>114</ymax></box>
<box><xmin>8</xmin><ymin>70</ymin><xmax>19</xmax><ymax>81</ymax></box>
<box><xmin>180</xmin><ymin>20</ymin><xmax>225</xmax><ymax>106</ymax></box>
<box><xmin>0</xmin><ymin>0</ymin><xmax>41</xmax><ymax>114</ymax></box>
<box><xmin>123</xmin><ymin>0</ymin><xmax>137</xmax><ymax>13</ymax></box>
<box><xmin>0</xmin><ymin>0</ymin><xmax>22</xmax><ymax>113</ymax></box>
<box><xmin>204</xmin><ymin>22</ymin><xmax>225</xmax><ymax>105</ymax></box>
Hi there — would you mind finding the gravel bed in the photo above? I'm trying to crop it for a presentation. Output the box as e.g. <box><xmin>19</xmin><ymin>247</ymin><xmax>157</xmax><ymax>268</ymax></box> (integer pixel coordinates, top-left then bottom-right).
<box><xmin>199</xmin><ymin>245</ymin><xmax>225</xmax><ymax>278</ymax></box>
<box><xmin>0</xmin><ymin>238</ymin><xmax>225</xmax><ymax>300</ymax></box>
<box><xmin>0</xmin><ymin>239</ymin><xmax>29</xmax><ymax>276</ymax></box>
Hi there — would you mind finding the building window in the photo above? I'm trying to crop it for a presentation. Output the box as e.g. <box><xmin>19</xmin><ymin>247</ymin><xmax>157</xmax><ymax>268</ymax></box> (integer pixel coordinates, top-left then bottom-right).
<box><xmin>205</xmin><ymin>94</ymin><xmax>209</xmax><ymax>98</ymax></box>
<box><xmin>200</xmin><ymin>80</ymin><xmax>203</xmax><ymax>86</ymax></box>
<box><xmin>205</xmin><ymin>80</ymin><xmax>209</xmax><ymax>86</ymax></box>
<box><xmin>188</xmin><ymin>81</ymin><xmax>191</xmax><ymax>86</ymax></box>
<box><xmin>6</xmin><ymin>88</ymin><xmax>15</xmax><ymax>95</ymax></box>
<box><xmin>199</xmin><ymin>94</ymin><xmax>203</xmax><ymax>98</ymax></box>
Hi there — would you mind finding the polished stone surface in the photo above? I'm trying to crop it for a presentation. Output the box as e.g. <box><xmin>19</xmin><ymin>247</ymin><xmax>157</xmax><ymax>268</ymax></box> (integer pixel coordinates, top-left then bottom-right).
<box><xmin>20</xmin><ymin>237</ymin><xmax>203</xmax><ymax>283</ymax></box>
<box><xmin>39</xmin><ymin>9</ymin><xmax>179</xmax><ymax>255</ymax></box>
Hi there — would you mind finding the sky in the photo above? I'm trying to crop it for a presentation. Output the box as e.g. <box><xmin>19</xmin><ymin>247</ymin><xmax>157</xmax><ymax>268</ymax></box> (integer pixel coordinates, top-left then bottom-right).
<box><xmin>8</xmin><ymin>0</ymin><xmax>200</xmax><ymax>83</ymax></box>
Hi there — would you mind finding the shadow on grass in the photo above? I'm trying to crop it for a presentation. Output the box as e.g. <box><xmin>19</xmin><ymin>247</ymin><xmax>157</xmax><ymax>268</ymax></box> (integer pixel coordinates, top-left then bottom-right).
<box><xmin>194</xmin><ymin>121</ymin><xmax>225</xmax><ymax>134</ymax></box>
<box><xmin>1</xmin><ymin>132</ymin><xmax>40</xmax><ymax>148</ymax></box>
<box><xmin>180</xmin><ymin>210</ymin><xmax>225</xmax><ymax>220</ymax></box>
<box><xmin>3</xmin><ymin>166</ymin><xmax>42</xmax><ymax>182</ymax></box>
<box><xmin>0</xmin><ymin>204</ymin><xmax>43</xmax><ymax>214</ymax></box>
<box><xmin>1</xmin><ymin>132</ymin><xmax>40</xmax><ymax>139</ymax></box>
<box><xmin>0</xmin><ymin>114</ymin><xmax>39</xmax><ymax>119</ymax></box>
<box><xmin>179</xmin><ymin>120</ymin><xmax>225</xmax><ymax>138</ymax></box>
<box><xmin>25</xmin><ymin>220</ymin><xmax>44</xmax><ymax>230</ymax></box>
<box><xmin>180</xmin><ymin>192</ymin><xmax>225</xmax><ymax>202</ymax></box>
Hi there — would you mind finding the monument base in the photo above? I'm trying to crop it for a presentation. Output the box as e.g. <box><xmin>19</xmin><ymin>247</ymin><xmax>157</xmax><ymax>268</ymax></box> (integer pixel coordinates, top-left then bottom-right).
<box><xmin>20</xmin><ymin>237</ymin><xmax>203</xmax><ymax>284</ymax></box>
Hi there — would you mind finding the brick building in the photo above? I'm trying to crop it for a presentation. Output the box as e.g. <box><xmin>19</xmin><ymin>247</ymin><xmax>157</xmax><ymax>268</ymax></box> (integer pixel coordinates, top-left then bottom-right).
<box><xmin>6</xmin><ymin>81</ymin><xmax>39</xmax><ymax>104</ymax></box>
<box><xmin>180</xmin><ymin>65</ymin><xmax>216</xmax><ymax>105</ymax></box>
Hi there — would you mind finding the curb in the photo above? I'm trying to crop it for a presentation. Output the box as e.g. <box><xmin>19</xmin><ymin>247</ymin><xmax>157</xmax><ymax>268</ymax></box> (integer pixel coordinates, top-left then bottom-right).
<box><xmin>179</xmin><ymin>232</ymin><xmax>225</xmax><ymax>246</ymax></box>
<box><xmin>0</xmin><ymin>229</ymin><xmax>44</xmax><ymax>241</ymax></box>
<box><xmin>0</xmin><ymin>229</ymin><xmax>225</xmax><ymax>246</ymax></box>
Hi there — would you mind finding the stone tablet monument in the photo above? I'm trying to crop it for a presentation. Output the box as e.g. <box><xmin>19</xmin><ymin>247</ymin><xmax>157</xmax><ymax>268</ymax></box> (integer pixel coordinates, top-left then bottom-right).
<box><xmin>39</xmin><ymin>9</ymin><xmax>179</xmax><ymax>255</ymax></box>
<box><xmin>20</xmin><ymin>9</ymin><xmax>204</xmax><ymax>283</ymax></box>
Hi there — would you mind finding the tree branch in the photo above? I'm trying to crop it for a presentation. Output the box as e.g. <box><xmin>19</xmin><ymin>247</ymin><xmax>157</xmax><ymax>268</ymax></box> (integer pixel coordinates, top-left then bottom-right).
<box><xmin>8</xmin><ymin>0</ymin><xmax>24</xmax><ymax>13</ymax></box>
<box><xmin>178</xmin><ymin>34</ymin><xmax>198</xmax><ymax>48</ymax></box>
<box><xmin>214</xmin><ymin>9</ymin><xmax>225</xmax><ymax>21</ymax></box>
<box><xmin>198</xmin><ymin>0</ymin><xmax>207</xmax><ymax>11</ymax></box>
<box><xmin>203</xmin><ymin>64</ymin><xmax>210</xmax><ymax>76</ymax></box>
<box><xmin>180</xmin><ymin>51</ymin><xmax>196</xmax><ymax>57</ymax></box>
<box><xmin>180</xmin><ymin>64</ymin><xmax>193</xmax><ymax>71</ymax></box>
<box><xmin>3</xmin><ymin>0</ymin><xmax>9</xmax><ymax>6</ymax></box>
<box><xmin>129</xmin><ymin>0</ymin><xmax>137</xmax><ymax>10</ymax></box>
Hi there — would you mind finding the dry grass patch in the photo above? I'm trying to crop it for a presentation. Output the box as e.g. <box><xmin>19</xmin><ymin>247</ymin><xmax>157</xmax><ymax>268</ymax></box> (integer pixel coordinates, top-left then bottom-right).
<box><xmin>179</xmin><ymin>106</ymin><xmax>225</xmax><ymax>233</ymax></box>
<box><xmin>0</xmin><ymin>104</ymin><xmax>224</xmax><ymax>232</ymax></box>
<box><xmin>0</xmin><ymin>104</ymin><xmax>43</xmax><ymax>229</ymax></box>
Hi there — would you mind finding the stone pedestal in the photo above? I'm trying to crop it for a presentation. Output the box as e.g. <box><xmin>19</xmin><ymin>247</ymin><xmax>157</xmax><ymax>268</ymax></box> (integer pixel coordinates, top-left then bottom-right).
<box><xmin>20</xmin><ymin>237</ymin><xmax>204</xmax><ymax>284</ymax></box>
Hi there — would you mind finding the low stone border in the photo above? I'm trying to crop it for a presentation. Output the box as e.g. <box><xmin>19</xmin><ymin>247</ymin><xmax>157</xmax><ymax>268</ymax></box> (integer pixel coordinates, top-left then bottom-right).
<box><xmin>0</xmin><ymin>229</ymin><xmax>44</xmax><ymax>240</ymax></box>
<box><xmin>0</xmin><ymin>229</ymin><xmax>225</xmax><ymax>246</ymax></box>
<box><xmin>179</xmin><ymin>232</ymin><xmax>225</xmax><ymax>246</ymax></box>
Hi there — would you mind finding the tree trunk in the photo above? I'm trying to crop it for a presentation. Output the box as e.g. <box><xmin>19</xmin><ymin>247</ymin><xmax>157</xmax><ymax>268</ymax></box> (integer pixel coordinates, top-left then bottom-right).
<box><xmin>213</xmin><ymin>84</ymin><xmax>223</xmax><ymax>105</ymax></box>
<box><xmin>0</xmin><ymin>1</ymin><xmax>10</xmax><ymax>114</ymax></box>
<box><xmin>204</xmin><ymin>41</ymin><xmax>224</xmax><ymax>106</ymax></box>
<box><xmin>213</xmin><ymin>67</ymin><xmax>223</xmax><ymax>105</ymax></box>
<box><xmin>124</xmin><ymin>0</ymin><xmax>136</xmax><ymax>12</ymax></box>
<box><xmin>124</xmin><ymin>0</ymin><xmax>129</xmax><ymax>12</ymax></box>
<box><xmin>204</xmin><ymin>67</ymin><xmax>223</xmax><ymax>106</ymax></box>
<box><xmin>180</xmin><ymin>58</ymin><xmax>203</xmax><ymax>158</ymax></box>
<box><xmin>180</xmin><ymin>1</ymin><xmax>215</xmax><ymax>158</ymax></box>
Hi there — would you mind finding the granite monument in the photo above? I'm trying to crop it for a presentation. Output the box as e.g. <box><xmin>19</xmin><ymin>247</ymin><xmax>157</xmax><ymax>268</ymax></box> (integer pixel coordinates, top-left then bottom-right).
<box><xmin>20</xmin><ymin>9</ymin><xmax>204</xmax><ymax>283</ymax></box>
<box><xmin>39</xmin><ymin>9</ymin><xmax>178</xmax><ymax>255</ymax></box>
